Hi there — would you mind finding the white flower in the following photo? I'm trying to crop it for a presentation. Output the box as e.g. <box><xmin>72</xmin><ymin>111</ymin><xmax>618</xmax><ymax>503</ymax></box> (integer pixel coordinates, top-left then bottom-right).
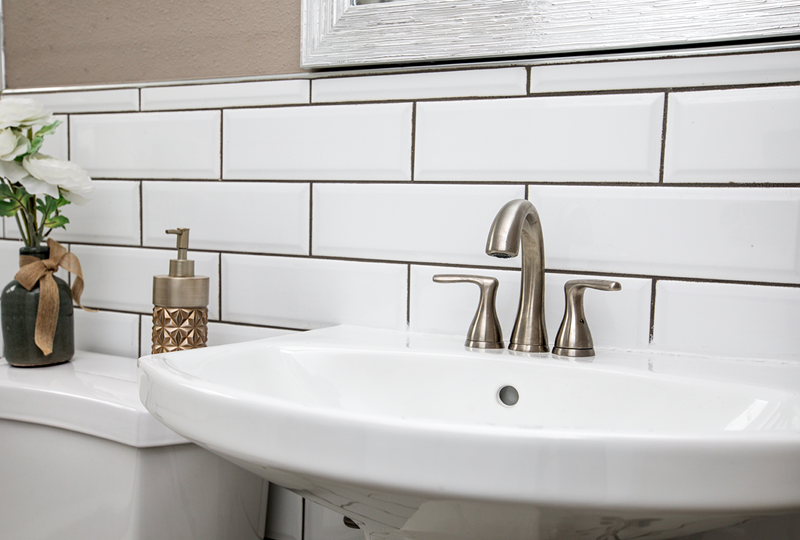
<box><xmin>0</xmin><ymin>159</ymin><xmax>29</xmax><ymax>183</ymax></box>
<box><xmin>0</xmin><ymin>128</ymin><xmax>30</xmax><ymax>161</ymax></box>
<box><xmin>21</xmin><ymin>153</ymin><xmax>94</xmax><ymax>205</ymax></box>
<box><xmin>0</xmin><ymin>98</ymin><xmax>54</xmax><ymax>130</ymax></box>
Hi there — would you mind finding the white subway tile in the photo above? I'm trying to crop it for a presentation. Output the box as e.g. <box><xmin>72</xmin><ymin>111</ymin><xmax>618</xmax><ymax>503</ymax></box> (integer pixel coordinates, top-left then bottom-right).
<box><xmin>530</xmin><ymin>185</ymin><xmax>800</xmax><ymax>284</ymax></box>
<box><xmin>0</xmin><ymin>241</ymin><xmax>21</xmax><ymax>286</ymax></box>
<box><xmin>206</xmin><ymin>323</ymin><xmax>298</xmax><ymax>347</ymax></box>
<box><xmin>143</xmin><ymin>182</ymin><xmax>309</xmax><ymax>254</ymax></box>
<box><xmin>71</xmin><ymin>245</ymin><xmax>219</xmax><ymax>319</ymax></box>
<box><xmin>530</xmin><ymin>50</ymin><xmax>800</xmax><ymax>93</ymax></box>
<box><xmin>10</xmin><ymin>89</ymin><xmax>139</xmax><ymax>113</ymax></box>
<box><xmin>1</xmin><ymin>240</ymin><xmax>75</xmax><ymax>358</ymax></box>
<box><xmin>4</xmin><ymin>222</ymin><xmax>21</xmax><ymax>241</ymax></box>
<box><xmin>142</xmin><ymin>79</ymin><xmax>310</xmax><ymax>111</ymax></box>
<box><xmin>313</xmin><ymin>183</ymin><xmax>524</xmax><ymax>265</ymax></box>
<box><xmin>223</xmin><ymin>103</ymin><xmax>412</xmax><ymax>181</ymax></box>
<box><xmin>664</xmin><ymin>86</ymin><xmax>800</xmax><ymax>183</ymax></box>
<box><xmin>312</xmin><ymin>67</ymin><xmax>527</xmax><ymax>103</ymax></box>
<box><xmin>40</xmin><ymin>114</ymin><xmax>68</xmax><ymax>161</ymax></box>
<box><xmin>410</xmin><ymin>266</ymin><xmax>650</xmax><ymax>350</ymax></box>
<box><xmin>74</xmin><ymin>309</ymin><xmax>140</xmax><ymax>358</ymax></box>
<box><xmin>71</xmin><ymin>111</ymin><xmax>221</xmax><ymax>179</ymax></box>
<box><xmin>50</xmin><ymin>181</ymin><xmax>140</xmax><ymax>245</ymax></box>
<box><xmin>222</xmin><ymin>254</ymin><xmax>407</xmax><ymax>330</ymax></box>
<box><xmin>415</xmin><ymin>94</ymin><xmax>664</xmax><ymax>182</ymax></box>
<box><xmin>653</xmin><ymin>281</ymin><xmax>800</xmax><ymax>361</ymax></box>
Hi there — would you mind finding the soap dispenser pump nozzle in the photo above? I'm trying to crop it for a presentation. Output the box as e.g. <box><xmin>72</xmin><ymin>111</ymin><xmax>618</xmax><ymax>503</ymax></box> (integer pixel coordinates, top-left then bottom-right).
<box><xmin>166</xmin><ymin>228</ymin><xmax>195</xmax><ymax>278</ymax></box>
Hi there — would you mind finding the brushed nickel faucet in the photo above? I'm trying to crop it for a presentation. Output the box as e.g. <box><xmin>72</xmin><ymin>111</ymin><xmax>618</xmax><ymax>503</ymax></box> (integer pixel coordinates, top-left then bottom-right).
<box><xmin>485</xmin><ymin>199</ymin><xmax>548</xmax><ymax>353</ymax></box>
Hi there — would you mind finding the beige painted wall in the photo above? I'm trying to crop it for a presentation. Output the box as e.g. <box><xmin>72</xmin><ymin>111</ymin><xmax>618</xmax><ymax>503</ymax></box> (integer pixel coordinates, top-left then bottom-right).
<box><xmin>3</xmin><ymin>0</ymin><xmax>304</xmax><ymax>89</ymax></box>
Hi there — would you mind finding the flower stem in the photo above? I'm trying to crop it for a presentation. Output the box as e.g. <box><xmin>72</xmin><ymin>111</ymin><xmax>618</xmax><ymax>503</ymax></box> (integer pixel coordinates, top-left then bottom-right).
<box><xmin>25</xmin><ymin>195</ymin><xmax>39</xmax><ymax>246</ymax></box>
<box><xmin>14</xmin><ymin>212</ymin><xmax>27</xmax><ymax>245</ymax></box>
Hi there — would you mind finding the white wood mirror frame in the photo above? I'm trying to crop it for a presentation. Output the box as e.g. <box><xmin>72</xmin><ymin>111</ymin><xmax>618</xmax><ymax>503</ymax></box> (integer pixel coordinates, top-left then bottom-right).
<box><xmin>302</xmin><ymin>0</ymin><xmax>800</xmax><ymax>68</ymax></box>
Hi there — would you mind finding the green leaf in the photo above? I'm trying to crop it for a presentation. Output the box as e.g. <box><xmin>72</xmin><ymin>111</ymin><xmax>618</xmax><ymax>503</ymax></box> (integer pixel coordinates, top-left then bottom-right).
<box><xmin>28</xmin><ymin>136</ymin><xmax>44</xmax><ymax>156</ymax></box>
<box><xmin>0</xmin><ymin>182</ymin><xmax>30</xmax><ymax>207</ymax></box>
<box><xmin>43</xmin><ymin>214</ymin><xmax>69</xmax><ymax>230</ymax></box>
<box><xmin>0</xmin><ymin>199</ymin><xmax>20</xmax><ymax>217</ymax></box>
<box><xmin>55</xmin><ymin>194</ymin><xmax>70</xmax><ymax>208</ymax></box>
<box><xmin>36</xmin><ymin>195</ymin><xmax>55</xmax><ymax>216</ymax></box>
<box><xmin>22</xmin><ymin>121</ymin><xmax>63</xmax><ymax>158</ymax></box>
<box><xmin>34</xmin><ymin>120</ymin><xmax>61</xmax><ymax>139</ymax></box>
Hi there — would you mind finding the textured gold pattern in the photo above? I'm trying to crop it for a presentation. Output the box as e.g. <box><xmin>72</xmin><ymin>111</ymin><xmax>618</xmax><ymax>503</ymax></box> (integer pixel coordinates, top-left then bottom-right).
<box><xmin>152</xmin><ymin>307</ymin><xmax>208</xmax><ymax>354</ymax></box>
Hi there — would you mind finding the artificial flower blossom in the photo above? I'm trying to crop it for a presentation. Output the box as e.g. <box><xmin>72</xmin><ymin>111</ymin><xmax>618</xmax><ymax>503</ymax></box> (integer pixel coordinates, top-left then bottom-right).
<box><xmin>0</xmin><ymin>98</ymin><xmax>54</xmax><ymax>130</ymax></box>
<box><xmin>22</xmin><ymin>153</ymin><xmax>94</xmax><ymax>205</ymax></box>
<box><xmin>0</xmin><ymin>128</ymin><xmax>30</xmax><ymax>161</ymax></box>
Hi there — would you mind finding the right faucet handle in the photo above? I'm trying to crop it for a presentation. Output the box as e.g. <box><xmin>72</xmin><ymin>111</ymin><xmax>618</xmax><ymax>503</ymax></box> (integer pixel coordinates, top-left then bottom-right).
<box><xmin>433</xmin><ymin>274</ymin><xmax>504</xmax><ymax>350</ymax></box>
<box><xmin>553</xmin><ymin>279</ymin><xmax>621</xmax><ymax>358</ymax></box>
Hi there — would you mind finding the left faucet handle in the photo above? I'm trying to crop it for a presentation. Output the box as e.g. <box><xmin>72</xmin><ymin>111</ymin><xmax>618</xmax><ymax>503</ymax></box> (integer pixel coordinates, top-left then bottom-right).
<box><xmin>433</xmin><ymin>274</ymin><xmax>504</xmax><ymax>350</ymax></box>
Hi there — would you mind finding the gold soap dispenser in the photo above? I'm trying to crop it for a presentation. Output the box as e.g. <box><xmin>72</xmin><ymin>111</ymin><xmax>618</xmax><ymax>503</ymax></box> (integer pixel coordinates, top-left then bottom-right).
<box><xmin>152</xmin><ymin>228</ymin><xmax>209</xmax><ymax>354</ymax></box>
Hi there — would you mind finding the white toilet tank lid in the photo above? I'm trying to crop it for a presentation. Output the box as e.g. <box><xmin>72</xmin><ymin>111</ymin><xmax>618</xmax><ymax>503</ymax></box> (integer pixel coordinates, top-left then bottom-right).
<box><xmin>0</xmin><ymin>351</ymin><xmax>188</xmax><ymax>448</ymax></box>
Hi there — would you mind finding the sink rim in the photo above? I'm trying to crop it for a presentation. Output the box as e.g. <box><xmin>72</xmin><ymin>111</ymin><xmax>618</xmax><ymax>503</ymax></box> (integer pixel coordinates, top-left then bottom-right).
<box><xmin>147</xmin><ymin>325</ymin><xmax>800</xmax><ymax>440</ymax></box>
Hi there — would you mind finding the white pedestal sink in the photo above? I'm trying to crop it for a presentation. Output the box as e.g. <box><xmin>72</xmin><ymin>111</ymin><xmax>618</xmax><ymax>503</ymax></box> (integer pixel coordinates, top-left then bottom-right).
<box><xmin>138</xmin><ymin>325</ymin><xmax>800</xmax><ymax>540</ymax></box>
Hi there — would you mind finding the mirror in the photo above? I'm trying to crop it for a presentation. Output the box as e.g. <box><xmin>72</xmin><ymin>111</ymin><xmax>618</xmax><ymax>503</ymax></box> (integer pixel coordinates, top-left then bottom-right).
<box><xmin>302</xmin><ymin>0</ymin><xmax>800</xmax><ymax>68</ymax></box>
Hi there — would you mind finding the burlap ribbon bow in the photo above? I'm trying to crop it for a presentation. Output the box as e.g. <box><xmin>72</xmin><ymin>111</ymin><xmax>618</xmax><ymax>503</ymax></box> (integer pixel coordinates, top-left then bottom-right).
<box><xmin>14</xmin><ymin>238</ymin><xmax>92</xmax><ymax>356</ymax></box>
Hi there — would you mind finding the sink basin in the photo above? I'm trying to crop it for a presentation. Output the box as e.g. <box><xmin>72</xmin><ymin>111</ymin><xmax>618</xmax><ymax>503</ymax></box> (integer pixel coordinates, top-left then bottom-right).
<box><xmin>138</xmin><ymin>325</ymin><xmax>800</xmax><ymax>540</ymax></box>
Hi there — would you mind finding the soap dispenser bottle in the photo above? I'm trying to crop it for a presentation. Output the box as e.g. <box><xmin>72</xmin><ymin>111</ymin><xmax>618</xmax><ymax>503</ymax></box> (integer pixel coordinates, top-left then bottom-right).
<box><xmin>152</xmin><ymin>228</ymin><xmax>209</xmax><ymax>354</ymax></box>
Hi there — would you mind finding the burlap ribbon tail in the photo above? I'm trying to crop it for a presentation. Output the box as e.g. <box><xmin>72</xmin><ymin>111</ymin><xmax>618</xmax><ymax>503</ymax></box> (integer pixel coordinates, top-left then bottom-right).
<box><xmin>14</xmin><ymin>238</ymin><xmax>93</xmax><ymax>356</ymax></box>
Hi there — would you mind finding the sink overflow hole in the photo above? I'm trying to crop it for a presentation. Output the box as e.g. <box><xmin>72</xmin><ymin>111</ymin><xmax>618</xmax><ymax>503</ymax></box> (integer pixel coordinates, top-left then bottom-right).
<box><xmin>343</xmin><ymin>517</ymin><xmax>361</xmax><ymax>530</ymax></box>
<box><xmin>498</xmin><ymin>385</ymin><xmax>519</xmax><ymax>407</ymax></box>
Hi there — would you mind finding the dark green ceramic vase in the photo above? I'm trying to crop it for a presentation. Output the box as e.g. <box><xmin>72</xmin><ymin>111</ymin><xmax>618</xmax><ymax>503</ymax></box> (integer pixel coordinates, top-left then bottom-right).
<box><xmin>1</xmin><ymin>245</ymin><xmax>74</xmax><ymax>367</ymax></box>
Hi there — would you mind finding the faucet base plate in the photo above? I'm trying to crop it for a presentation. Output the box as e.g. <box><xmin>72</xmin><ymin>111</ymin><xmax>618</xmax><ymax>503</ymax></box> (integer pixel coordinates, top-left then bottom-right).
<box><xmin>508</xmin><ymin>343</ymin><xmax>549</xmax><ymax>353</ymax></box>
<box><xmin>552</xmin><ymin>347</ymin><xmax>595</xmax><ymax>358</ymax></box>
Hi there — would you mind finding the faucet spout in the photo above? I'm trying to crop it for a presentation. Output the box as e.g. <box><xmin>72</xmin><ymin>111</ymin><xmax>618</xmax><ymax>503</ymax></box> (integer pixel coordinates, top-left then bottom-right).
<box><xmin>485</xmin><ymin>199</ymin><xmax>548</xmax><ymax>353</ymax></box>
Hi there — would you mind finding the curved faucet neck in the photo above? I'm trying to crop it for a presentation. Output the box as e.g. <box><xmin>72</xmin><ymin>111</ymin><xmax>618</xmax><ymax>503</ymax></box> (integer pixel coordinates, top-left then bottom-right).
<box><xmin>486</xmin><ymin>200</ymin><xmax>548</xmax><ymax>353</ymax></box>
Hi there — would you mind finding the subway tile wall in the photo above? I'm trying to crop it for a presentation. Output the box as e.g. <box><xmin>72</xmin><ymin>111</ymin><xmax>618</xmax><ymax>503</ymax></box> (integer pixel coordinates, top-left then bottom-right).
<box><xmin>2</xmin><ymin>48</ymin><xmax>799</xmax><ymax>366</ymax></box>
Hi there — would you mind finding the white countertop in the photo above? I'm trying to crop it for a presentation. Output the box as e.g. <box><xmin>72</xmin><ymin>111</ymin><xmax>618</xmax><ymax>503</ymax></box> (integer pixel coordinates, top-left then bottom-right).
<box><xmin>0</xmin><ymin>351</ymin><xmax>188</xmax><ymax>448</ymax></box>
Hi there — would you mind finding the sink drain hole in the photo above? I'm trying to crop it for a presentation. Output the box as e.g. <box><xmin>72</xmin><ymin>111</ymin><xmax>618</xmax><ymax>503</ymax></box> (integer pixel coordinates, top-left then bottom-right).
<box><xmin>498</xmin><ymin>385</ymin><xmax>519</xmax><ymax>407</ymax></box>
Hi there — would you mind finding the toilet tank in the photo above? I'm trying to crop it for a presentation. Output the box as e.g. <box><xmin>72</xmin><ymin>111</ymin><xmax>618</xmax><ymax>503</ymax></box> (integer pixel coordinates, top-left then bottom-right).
<box><xmin>0</xmin><ymin>351</ymin><xmax>268</xmax><ymax>540</ymax></box>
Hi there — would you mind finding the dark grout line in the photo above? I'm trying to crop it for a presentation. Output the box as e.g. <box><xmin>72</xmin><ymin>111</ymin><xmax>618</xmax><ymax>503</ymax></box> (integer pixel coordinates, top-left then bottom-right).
<box><xmin>659</xmin><ymin>92</ymin><xmax>669</xmax><ymax>183</ymax></box>
<box><xmin>410</xmin><ymin>102</ymin><xmax>417</xmax><ymax>181</ymax></box>
<box><xmin>66</xmin><ymin>114</ymin><xmax>71</xmax><ymax>161</ymax></box>
<box><xmin>138</xmin><ymin>314</ymin><xmax>143</xmax><ymax>358</ymax></box>
<box><xmin>218</xmin><ymin>253</ymin><xmax>223</xmax><ymax>323</ymax></box>
<box><xmin>649</xmin><ymin>278</ymin><xmax>658</xmax><ymax>343</ymax></box>
<box><xmin>218</xmin><ymin>109</ymin><xmax>224</xmax><ymax>181</ymax></box>
<box><xmin>308</xmin><ymin>184</ymin><xmax>314</xmax><ymax>256</ymax></box>
<box><xmin>406</xmin><ymin>264</ymin><xmax>412</xmax><ymax>326</ymax></box>
<box><xmin>92</xmin><ymin>177</ymin><xmax>800</xmax><ymax>188</ymax></box>
<box><xmin>138</xmin><ymin>181</ymin><xmax>144</xmax><ymax>246</ymax></box>
<box><xmin>526</xmin><ymin>66</ymin><xmax>532</xmax><ymax>95</ymax></box>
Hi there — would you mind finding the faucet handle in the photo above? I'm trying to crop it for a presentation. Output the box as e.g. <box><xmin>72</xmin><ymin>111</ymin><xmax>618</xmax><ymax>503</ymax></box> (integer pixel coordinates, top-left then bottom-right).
<box><xmin>553</xmin><ymin>279</ymin><xmax>622</xmax><ymax>358</ymax></box>
<box><xmin>433</xmin><ymin>274</ymin><xmax>504</xmax><ymax>349</ymax></box>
